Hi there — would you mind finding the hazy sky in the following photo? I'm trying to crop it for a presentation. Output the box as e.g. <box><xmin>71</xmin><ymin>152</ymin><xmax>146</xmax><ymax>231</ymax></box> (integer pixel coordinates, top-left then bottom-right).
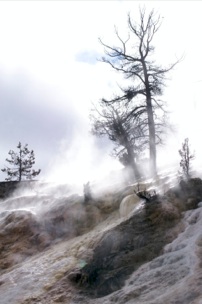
<box><xmin>0</xmin><ymin>1</ymin><xmax>202</xmax><ymax>184</ymax></box>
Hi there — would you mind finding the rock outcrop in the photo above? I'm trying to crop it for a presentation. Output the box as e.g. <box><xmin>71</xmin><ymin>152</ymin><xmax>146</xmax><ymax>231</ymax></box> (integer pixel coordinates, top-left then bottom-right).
<box><xmin>0</xmin><ymin>209</ymin><xmax>50</xmax><ymax>272</ymax></box>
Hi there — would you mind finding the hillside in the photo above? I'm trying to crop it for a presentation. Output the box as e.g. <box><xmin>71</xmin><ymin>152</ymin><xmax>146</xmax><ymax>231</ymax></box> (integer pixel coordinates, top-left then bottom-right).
<box><xmin>0</xmin><ymin>177</ymin><xmax>202</xmax><ymax>303</ymax></box>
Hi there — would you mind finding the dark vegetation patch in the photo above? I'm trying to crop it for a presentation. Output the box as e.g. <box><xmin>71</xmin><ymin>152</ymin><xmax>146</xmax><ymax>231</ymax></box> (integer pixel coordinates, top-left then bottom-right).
<box><xmin>68</xmin><ymin>178</ymin><xmax>202</xmax><ymax>298</ymax></box>
<box><xmin>68</xmin><ymin>199</ymin><xmax>180</xmax><ymax>298</ymax></box>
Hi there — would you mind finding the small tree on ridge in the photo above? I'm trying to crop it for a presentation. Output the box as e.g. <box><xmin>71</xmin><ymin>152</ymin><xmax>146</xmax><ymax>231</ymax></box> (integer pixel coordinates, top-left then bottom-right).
<box><xmin>179</xmin><ymin>138</ymin><xmax>195</xmax><ymax>179</ymax></box>
<box><xmin>2</xmin><ymin>142</ymin><xmax>41</xmax><ymax>181</ymax></box>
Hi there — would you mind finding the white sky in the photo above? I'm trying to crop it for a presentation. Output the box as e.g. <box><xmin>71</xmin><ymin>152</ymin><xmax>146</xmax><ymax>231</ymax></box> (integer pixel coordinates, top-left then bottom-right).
<box><xmin>0</xmin><ymin>1</ymin><xmax>202</xmax><ymax>183</ymax></box>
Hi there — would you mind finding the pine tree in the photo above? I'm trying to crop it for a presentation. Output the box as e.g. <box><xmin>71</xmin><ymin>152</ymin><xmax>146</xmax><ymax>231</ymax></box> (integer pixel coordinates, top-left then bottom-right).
<box><xmin>2</xmin><ymin>142</ymin><xmax>41</xmax><ymax>181</ymax></box>
<box><xmin>179</xmin><ymin>138</ymin><xmax>195</xmax><ymax>179</ymax></box>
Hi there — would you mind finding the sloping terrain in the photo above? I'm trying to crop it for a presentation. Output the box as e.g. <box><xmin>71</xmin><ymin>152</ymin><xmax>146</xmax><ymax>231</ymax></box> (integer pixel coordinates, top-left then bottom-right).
<box><xmin>0</xmin><ymin>178</ymin><xmax>202</xmax><ymax>303</ymax></box>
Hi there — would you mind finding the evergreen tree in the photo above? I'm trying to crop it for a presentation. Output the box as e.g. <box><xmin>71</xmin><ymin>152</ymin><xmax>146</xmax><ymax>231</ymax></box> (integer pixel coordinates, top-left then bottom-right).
<box><xmin>2</xmin><ymin>142</ymin><xmax>41</xmax><ymax>181</ymax></box>
<box><xmin>179</xmin><ymin>138</ymin><xmax>195</xmax><ymax>179</ymax></box>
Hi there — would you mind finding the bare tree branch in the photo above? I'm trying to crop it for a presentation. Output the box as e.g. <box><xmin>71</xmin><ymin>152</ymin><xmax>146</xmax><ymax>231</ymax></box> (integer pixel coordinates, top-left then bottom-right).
<box><xmin>93</xmin><ymin>7</ymin><xmax>181</xmax><ymax>178</ymax></box>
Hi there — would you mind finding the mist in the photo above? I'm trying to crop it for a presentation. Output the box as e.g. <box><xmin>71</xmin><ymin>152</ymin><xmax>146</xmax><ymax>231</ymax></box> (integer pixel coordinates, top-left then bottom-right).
<box><xmin>0</xmin><ymin>1</ymin><xmax>202</xmax><ymax>189</ymax></box>
<box><xmin>1</xmin><ymin>3</ymin><xmax>202</xmax><ymax>303</ymax></box>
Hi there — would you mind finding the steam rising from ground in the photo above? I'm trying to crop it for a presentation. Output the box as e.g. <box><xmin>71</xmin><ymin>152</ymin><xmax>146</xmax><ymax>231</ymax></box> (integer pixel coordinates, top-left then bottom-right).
<box><xmin>0</xmin><ymin>115</ymin><xmax>201</xmax><ymax>220</ymax></box>
<box><xmin>41</xmin><ymin>133</ymin><xmax>187</xmax><ymax>195</ymax></box>
<box><xmin>44</xmin><ymin>132</ymin><xmax>123</xmax><ymax>191</ymax></box>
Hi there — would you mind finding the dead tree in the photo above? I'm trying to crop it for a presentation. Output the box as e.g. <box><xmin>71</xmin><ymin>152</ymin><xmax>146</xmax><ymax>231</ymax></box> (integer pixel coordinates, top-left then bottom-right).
<box><xmin>91</xmin><ymin>100</ymin><xmax>147</xmax><ymax>180</ymax></box>
<box><xmin>134</xmin><ymin>188</ymin><xmax>157</xmax><ymax>202</ymax></box>
<box><xmin>99</xmin><ymin>7</ymin><xmax>180</xmax><ymax>177</ymax></box>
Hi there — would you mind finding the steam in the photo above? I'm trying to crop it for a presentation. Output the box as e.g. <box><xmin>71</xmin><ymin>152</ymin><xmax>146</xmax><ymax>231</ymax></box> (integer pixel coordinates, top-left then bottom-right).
<box><xmin>44</xmin><ymin>131</ymin><xmax>123</xmax><ymax>193</ymax></box>
<box><xmin>0</xmin><ymin>130</ymin><xmax>124</xmax><ymax>218</ymax></box>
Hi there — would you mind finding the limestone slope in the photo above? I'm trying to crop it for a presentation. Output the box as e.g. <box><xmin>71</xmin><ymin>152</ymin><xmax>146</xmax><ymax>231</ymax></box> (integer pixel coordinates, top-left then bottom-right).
<box><xmin>0</xmin><ymin>179</ymin><xmax>202</xmax><ymax>303</ymax></box>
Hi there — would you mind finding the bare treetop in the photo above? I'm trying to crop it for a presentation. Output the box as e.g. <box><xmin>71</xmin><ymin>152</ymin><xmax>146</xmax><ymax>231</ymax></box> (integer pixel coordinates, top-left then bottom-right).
<box><xmin>97</xmin><ymin>7</ymin><xmax>180</xmax><ymax>177</ymax></box>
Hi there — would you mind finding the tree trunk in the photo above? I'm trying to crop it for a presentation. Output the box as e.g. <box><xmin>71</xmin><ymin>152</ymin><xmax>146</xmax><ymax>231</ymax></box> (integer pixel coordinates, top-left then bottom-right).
<box><xmin>142</xmin><ymin>59</ymin><xmax>157</xmax><ymax>177</ymax></box>
<box><xmin>127</xmin><ymin>145</ymin><xmax>141</xmax><ymax>181</ymax></box>
<box><xmin>19</xmin><ymin>149</ymin><xmax>22</xmax><ymax>182</ymax></box>
<box><xmin>147</xmin><ymin>101</ymin><xmax>157</xmax><ymax>177</ymax></box>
